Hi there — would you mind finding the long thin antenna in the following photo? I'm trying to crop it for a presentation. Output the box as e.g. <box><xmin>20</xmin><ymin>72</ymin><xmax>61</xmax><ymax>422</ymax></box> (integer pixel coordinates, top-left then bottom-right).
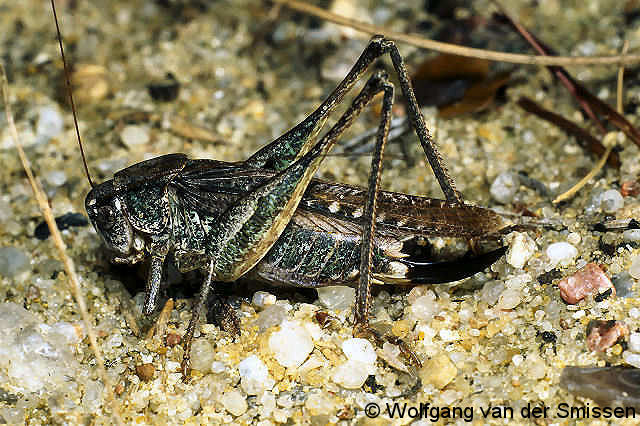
<box><xmin>51</xmin><ymin>0</ymin><xmax>95</xmax><ymax>188</ymax></box>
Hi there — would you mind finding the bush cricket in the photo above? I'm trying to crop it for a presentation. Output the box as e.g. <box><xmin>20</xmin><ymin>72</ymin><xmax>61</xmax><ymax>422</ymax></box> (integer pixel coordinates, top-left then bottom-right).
<box><xmin>52</xmin><ymin>2</ymin><xmax>512</xmax><ymax>379</ymax></box>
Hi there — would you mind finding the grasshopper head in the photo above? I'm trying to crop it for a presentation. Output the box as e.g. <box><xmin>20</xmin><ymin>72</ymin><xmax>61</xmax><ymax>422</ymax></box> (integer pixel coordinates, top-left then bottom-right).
<box><xmin>85</xmin><ymin>180</ymin><xmax>139</xmax><ymax>262</ymax></box>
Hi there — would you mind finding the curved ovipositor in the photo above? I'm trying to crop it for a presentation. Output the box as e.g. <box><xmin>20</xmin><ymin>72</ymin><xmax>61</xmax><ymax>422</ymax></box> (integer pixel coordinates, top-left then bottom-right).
<box><xmin>399</xmin><ymin>246</ymin><xmax>508</xmax><ymax>284</ymax></box>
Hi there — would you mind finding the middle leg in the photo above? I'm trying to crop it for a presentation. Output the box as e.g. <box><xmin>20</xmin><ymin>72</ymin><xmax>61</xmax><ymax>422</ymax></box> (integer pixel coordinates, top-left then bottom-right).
<box><xmin>350</xmin><ymin>69</ymin><xmax>423</xmax><ymax>370</ymax></box>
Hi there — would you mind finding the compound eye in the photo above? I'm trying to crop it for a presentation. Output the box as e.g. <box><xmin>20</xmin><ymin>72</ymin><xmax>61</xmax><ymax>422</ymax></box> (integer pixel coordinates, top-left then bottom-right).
<box><xmin>97</xmin><ymin>206</ymin><xmax>116</xmax><ymax>231</ymax></box>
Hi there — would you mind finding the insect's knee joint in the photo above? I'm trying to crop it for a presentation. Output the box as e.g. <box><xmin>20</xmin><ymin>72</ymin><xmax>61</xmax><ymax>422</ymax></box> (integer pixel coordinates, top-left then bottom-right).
<box><xmin>368</xmin><ymin>34</ymin><xmax>394</xmax><ymax>55</ymax></box>
<box><xmin>369</xmin><ymin>34</ymin><xmax>386</xmax><ymax>44</ymax></box>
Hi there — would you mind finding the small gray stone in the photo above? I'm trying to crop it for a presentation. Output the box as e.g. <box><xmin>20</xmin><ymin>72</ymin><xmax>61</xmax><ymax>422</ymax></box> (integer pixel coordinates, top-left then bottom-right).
<box><xmin>44</xmin><ymin>170</ymin><xmax>67</xmax><ymax>187</ymax></box>
<box><xmin>210</xmin><ymin>361</ymin><xmax>226</xmax><ymax>374</ymax></box>
<box><xmin>612</xmin><ymin>272</ymin><xmax>635</xmax><ymax>298</ymax></box>
<box><xmin>630</xmin><ymin>255</ymin><xmax>640</xmax><ymax>279</ymax></box>
<box><xmin>578</xmin><ymin>40</ymin><xmax>597</xmax><ymax>55</ymax></box>
<box><xmin>105</xmin><ymin>332</ymin><xmax>123</xmax><ymax>349</ymax></box>
<box><xmin>190</xmin><ymin>339</ymin><xmax>215</xmax><ymax>373</ymax></box>
<box><xmin>0</xmin><ymin>247</ymin><xmax>30</xmax><ymax>278</ymax></box>
<box><xmin>332</xmin><ymin>360</ymin><xmax>373</xmax><ymax>389</ymax></box>
<box><xmin>490</xmin><ymin>171</ymin><xmax>519</xmax><ymax>204</ymax></box>
<box><xmin>119</xmin><ymin>125</ymin><xmax>150</xmax><ymax>147</ymax></box>
<box><xmin>0</xmin><ymin>302</ymin><xmax>39</xmax><ymax>335</ymax></box>
<box><xmin>35</xmin><ymin>105</ymin><xmax>64</xmax><ymax>143</ymax></box>
<box><xmin>341</xmin><ymin>338</ymin><xmax>376</xmax><ymax>365</ymax></box>
<box><xmin>497</xmin><ymin>288</ymin><xmax>522</xmax><ymax>309</ymax></box>
<box><xmin>0</xmin><ymin>303</ymin><xmax>79</xmax><ymax>393</ymax></box>
<box><xmin>82</xmin><ymin>380</ymin><xmax>104</xmax><ymax>412</ymax></box>
<box><xmin>269</xmin><ymin>321</ymin><xmax>313</xmax><ymax>368</ymax></box>
<box><xmin>255</xmin><ymin>304</ymin><xmax>286</xmax><ymax>331</ymax></box>
<box><xmin>221</xmin><ymin>389</ymin><xmax>247</xmax><ymax>416</ymax></box>
<box><xmin>409</xmin><ymin>293</ymin><xmax>437</xmax><ymax>322</ymax></box>
<box><xmin>623</xmin><ymin>351</ymin><xmax>640</xmax><ymax>368</ymax></box>
<box><xmin>585</xmin><ymin>189</ymin><xmax>604</xmax><ymax>215</ymax></box>
<box><xmin>599</xmin><ymin>189</ymin><xmax>624</xmax><ymax>213</ymax></box>
<box><xmin>506</xmin><ymin>232</ymin><xmax>537</xmax><ymax>269</ymax></box>
<box><xmin>48</xmin><ymin>322</ymin><xmax>83</xmax><ymax>345</ymax></box>
<box><xmin>252</xmin><ymin>291</ymin><xmax>276</xmax><ymax>309</ymax></box>
<box><xmin>623</xmin><ymin>229</ymin><xmax>640</xmax><ymax>242</ymax></box>
<box><xmin>0</xmin><ymin>198</ymin><xmax>12</xmax><ymax>223</ymax></box>
<box><xmin>546</xmin><ymin>242</ymin><xmax>578</xmax><ymax>267</ymax></box>
<box><xmin>479</xmin><ymin>281</ymin><xmax>505</xmax><ymax>306</ymax></box>
<box><xmin>317</xmin><ymin>286</ymin><xmax>355</xmax><ymax>312</ymax></box>
<box><xmin>629</xmin><ymin>332</ymin><xmax>640</xmax><ymax>353</ymax></box>
<box><xmin>277</xmin><ymin>389</ymin><xmax>306</xmax><ymax>407</ymax></box>
<box><xmin>238</xmin><ymin>355</ymin><xmax>274</xmax><ymax>395</ymax></box>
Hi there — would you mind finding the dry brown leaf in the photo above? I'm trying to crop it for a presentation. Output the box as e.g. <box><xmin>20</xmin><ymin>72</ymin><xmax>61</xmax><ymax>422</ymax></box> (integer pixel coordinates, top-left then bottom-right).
<box><xmin>438</xmin><ymin>72</ymin><xmax>510</xmax><ymax>118</ymax></box>
<box><xmin>413</xmin><ymin>53</ymin><xmax>489</xmax><ymax>81</ymax></box>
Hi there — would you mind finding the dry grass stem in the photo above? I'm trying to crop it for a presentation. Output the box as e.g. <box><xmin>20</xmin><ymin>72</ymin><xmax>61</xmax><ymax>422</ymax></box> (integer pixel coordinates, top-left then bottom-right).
<box><xmin>0</xmin><ymin>64</ymin><xmax>124</xmax><ymax>425</ymax></box>
<box><xmin>617</xmin><ymin>41</ymin><xmax>630</xmax><ymax>114</ymax></box>
<box><xmin>275</xmin><ymin>0</ymin><xmax>640</xmax><ymax>67</ymax></box>
<box><xmin>120</xmin><ymin>296</ymin><xmax>142</xmax><ymax>337</ymax></box>
<box><xmin>146</xmin><ymin>298</ymin><xmax>175</xmax><ymax>341</ymax></box>
<box><xmin>552</xmin><ymin>146</ymin><xmax>613</xmax><ymax>204</ymax></box>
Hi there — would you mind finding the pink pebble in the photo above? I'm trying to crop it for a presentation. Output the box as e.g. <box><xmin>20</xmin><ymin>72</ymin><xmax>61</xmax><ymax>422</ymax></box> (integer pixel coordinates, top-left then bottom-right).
<box><xmin>557</xmin><ymin>263</ymin><xmax>615</xmax><ymax>304</ymax></box>
<box><xmin>586</xmin><ymin>320</ymin><xmax>628</xmax><ymax>352</ymax></box>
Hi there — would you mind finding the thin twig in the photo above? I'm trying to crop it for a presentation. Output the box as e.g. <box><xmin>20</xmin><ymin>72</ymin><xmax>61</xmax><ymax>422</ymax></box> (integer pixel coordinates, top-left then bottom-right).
<box><xmin>273</xmin><ymin>0</ymin><xmax>640</xmax><ymax>66</ymax></box>
<box><xmin>617</xmin><ymin>41</ymin><xmax>630</xmax><ymax>114</ymax></box>
<box><xmin>0</xmin><ymin>64</ymin><xmax>124</xmax><ymax>426</ymax></box>
<box><xmin>552</xmin><ymin>146</ymin><xmax>612</xmax><ymax>204</ymax></box>
<box><xmin>552</xmin><ymin>42</ymin><xmax>629</xmax><ymax>204</ymax></box>
<box><xmin>146</xmin><ymin>298</ymin><xmax>175</xmax><ymax>341</ymax></box>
